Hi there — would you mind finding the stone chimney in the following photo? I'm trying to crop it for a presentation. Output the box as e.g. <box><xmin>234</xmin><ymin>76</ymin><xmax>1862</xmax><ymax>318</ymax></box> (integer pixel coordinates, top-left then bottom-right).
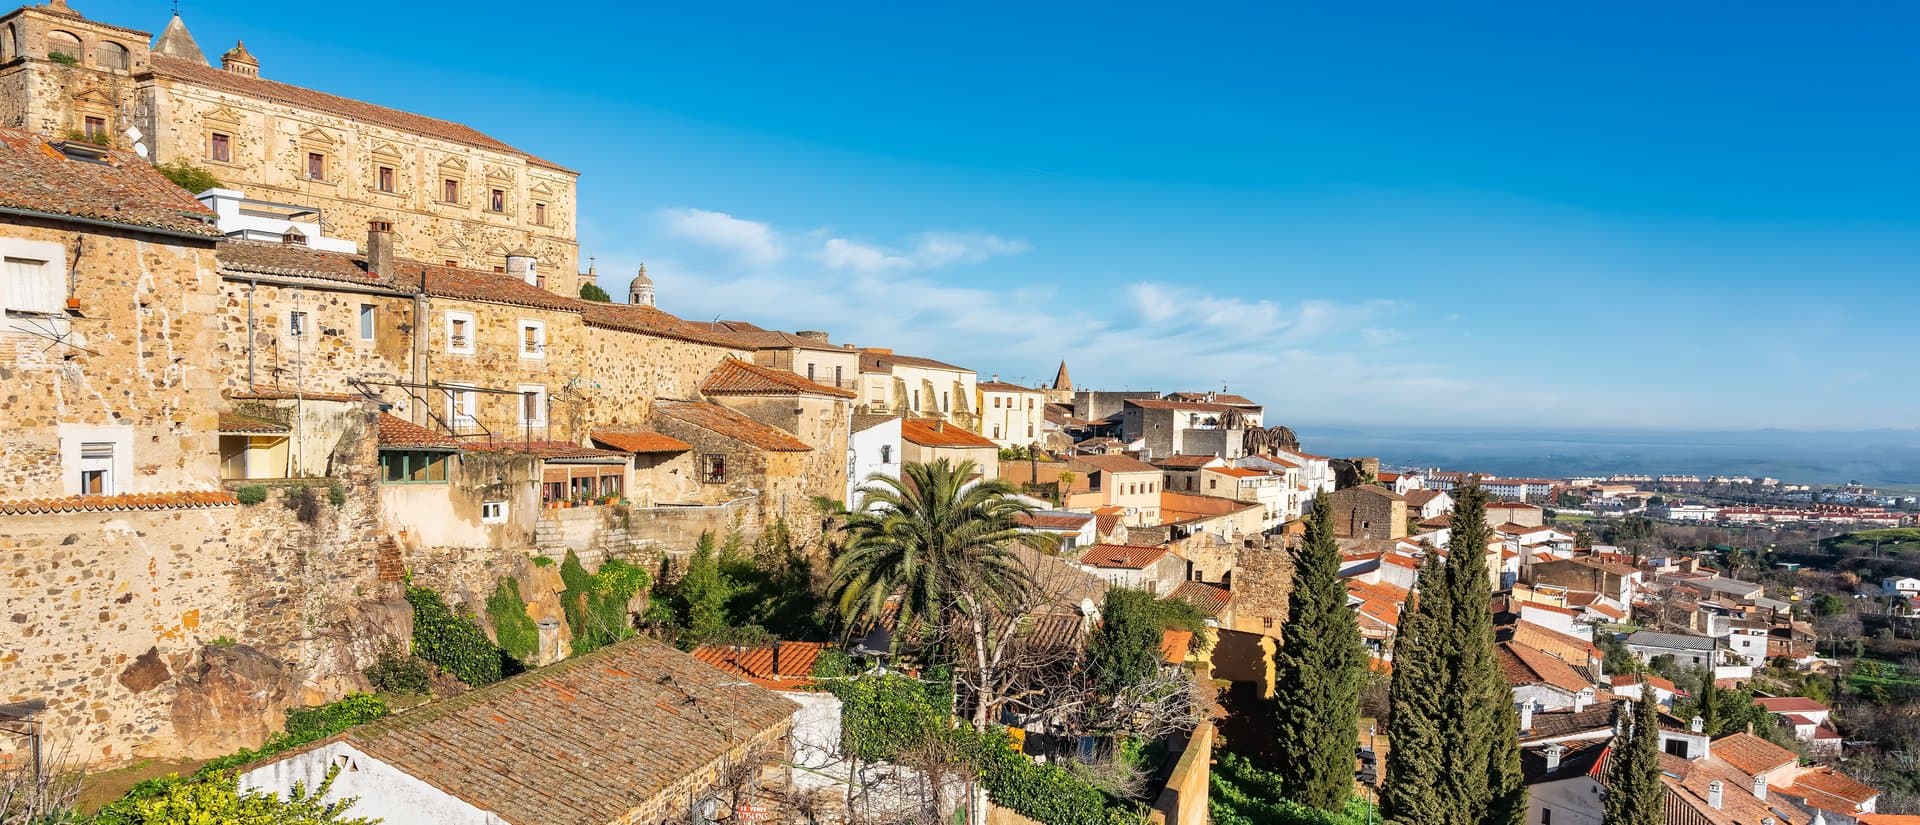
<box><xmin>1517</xmin><ymin>701</ymin><xmax>1533</xmax><ymax>733</ymax></box>
<box><xmin>220</xmin><ymin>40</ymin><xmax>258</xmax><ymax>77</ymax></box>
<box><xmin>1706</xmin><ymin>780</ymin><xmax>1724</xmax><ymax>810</ymax></box>
<box><xmin>506</xmin><ymin>247</ymin><xmax>537</xmax><ymax>287</ymax></box>
<box><xmin>772</xmin><ymin>640</ymin><xmax>783</xmax><ymax>676</ymax></box>
<box><xmin>795</xmin><ymin>330</ymin><xmax>831</xmax><ymax>343</ymax></box>
<box><xmin>1751</xmin><ymin>773</ymin><xmax>1767</xmax><ymax>802</ymax></box>
<box><xmin>1573</xmin><ymin>690</ymin><xmax>1591</xmax><ymax>713</ymax></box>
<box><xmin>1690</xmin><ymin>715</ymin><xmax>1704</xmax><ymax>733</ymax></box>
<box><xmin>933</xmin><ymin>420</ymin><xmax>945</xmax><ymax>433</ymax></box>
<box><xmin>280</xmin><ymin>226</ymin><xmax>306</xmax><ymax>246</ymax></box>
<box><xmin>366</xmin><ymin>220</ymin><xmax>395</xmax><ymax>277</ymax></box>
<box><xmin>1543</xmin><ymin>743</ymin><xmax>1564</xmax><ymax>772</ymax></box>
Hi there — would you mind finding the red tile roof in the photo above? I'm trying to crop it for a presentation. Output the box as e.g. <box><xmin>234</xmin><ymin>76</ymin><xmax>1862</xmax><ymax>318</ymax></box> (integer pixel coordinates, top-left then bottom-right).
<box><xmin>1161</xmin><ymin>629</ymin><xmax>1193</xmax><ymax>665</ymax></box>
<box><xmin>1016</xmin><ymin>511</ymin><xmax>1095</xmax><ymax>530</ymax></box>
<box><xmin>1754</xmin><ymin>696</ymin><xmax>1830</xmax><ymax>714</ymax></box>
<box><xmin>0</xmin><ymin>490</ymin><xmax>237</xmax><ymax>515</ymax></box>
<box><xmin>226</xmin><ymin>386</ymin><xmax>367</xmax><ymax>402</ymax></box>
<box><xmin>1784</xmin><ymin>766</ymin><xmax>1881</xmax><ymax>811</ymax></box>
<box><xmin>466</xmin><ymin>441</ymin><xmax>629</xmax><ymax>461</ymax></box>
<box><xmin>702</xmin><ymin>357</ymin><xmax>855</xmax><ymax>399</ymax></box>
<box><xmin>688</xmin><ymin>641</ymin><xmax>827</xmax><ymax>690</ymax></box>
<box><xmin>218</xmin><ymin>412</ymin><xmax>288</xmax><ymax>434</ymax></box>
<box><xmin>1496</xmin><ymin>641</ymin><xmax>1593</xmax><ymax>694</ymax></box>
<box><xmin>1208</xmin><ymin>467</ymin><xmax>1271</xmax><ymax>479</ymax></box>
<box><xmin>1073</xmin><ymin>453</ymin><xmax>1161</xmax><ymax>474</ymax></box>
<box><xmin>653</xmin><ymin>400</ymin><xmax>811</xmax><ymax>452</ymax></box>
<box><xmin>900</xmin><ymin>418</ymin><xmax>997</xmax><ymax>449</ymax></box>
<box><xmin>1710</xmin><ymin>732</ymin><xmax>1797</xmax><ymax>777</ymax></box>
<box><xmin>574</xmin><ymin>300</ymin><xmax>745</xmax><ymax>347</ymax></box>
<box><xmin>858</xmin><ymin>349</ymin><xmax>969</xmax><ymax>373</ymax></box>
<box><xmin>1078</xmin><ymin>543</ymin><xmax>1170</xmax><ymax>570</ymax></box>
<box><xmin>148</xmin><ymin>55</ymin><xmax>571</xmax><ymax>172</ymax></box>
<box><xmin>375</xmin><ymin>413</ymin><xmax>463</xmax><ymax>450</ymax></box>
<box><xmin>0</xmin><ymin>127</ymin><xmax>219</xmax><ymax>236</ymax></box>
<box><xmin>978</xmin><ymin>381</ymin><xmax>1043</xmax><ymax>393</ymax></box>
<box><xmin>1170</xmin><ymin>581</ymin><xmax>1232</xmax><ymax>617</ymax></box>
<box><xmin>1151</xmin><ymin>454</ymin><xmax>1222</xmax><ymax>470</ymax></box>
<box><xmin>1124</xmin><ymin>398</ymin><xmax>1236</xmax><ymax>413</ymax></box>
<box><xmin>1164</xmin><ymin>392</ymin><xmax>1258</xmax><ymax>407</ymax></box>
<box><xmin>590</xmin><ymin>429</ymin><xmax>693</xmax><ymax>454</ymax></box>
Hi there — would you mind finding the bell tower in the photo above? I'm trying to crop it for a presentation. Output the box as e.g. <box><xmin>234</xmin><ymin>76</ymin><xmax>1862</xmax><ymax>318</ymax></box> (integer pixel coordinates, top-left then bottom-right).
<box><xmin>628</xmin><ymin>263</ymin><xmax>654</xmax><ymax>306</ymax></box>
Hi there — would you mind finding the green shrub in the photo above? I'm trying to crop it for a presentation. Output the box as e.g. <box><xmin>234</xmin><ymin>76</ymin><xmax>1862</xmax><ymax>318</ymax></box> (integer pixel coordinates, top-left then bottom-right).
<box><xmin>326</xmin><ymin>480</ymin><xmax>347</xmax><ymax>507</ymax></box>
<box><xmin>559</xmin><ymin>552</ymin><xmax>649</xmax><ymax>654</ymax></box>
<box><xmin>406</xmin><ymin>586</ymin><xmax>503</xmax><ymax>686</ymax></box>
<box><xmin>486</xmin><ymin>577</ymin><xmax>541</xmax><ymax>666</ymax></box>
<box><xmin>48</xmin><ymin>51</ymin><xmax>79</xmax><ymax>66</ymax></box>
<box><xmin>285</xmin><ymin>484</ymin><xmax>322</xmax><ymax>524</ymax></box>
<box><xmin>93</xmin><ymin>765</ymin><xmax>373</xmax><ymax>825</ymax></box>
<box><xmin>578</xmin><ymin>282</ymin><xmax>612</xmax><ymax>302</ymax></box>
<box><xmin>235</xmin><ymin>485</ymin><xmax>268</xmax><ymax>505</ymax></box>
<box><xmin>809</xmin><ymin>648</ymin><xmax>856</xmax><ymax>679</ymax></box>
<box><xmin>208</xmin><ymin>635</ymin><xmax>238</xmax><ymax>648</ymax></box>
<box><xmin>1209</xmin><ymin>752</ymin><xmax>1373</xmax><ymax>825</ymax></box>
<box><xmin>155</xmin><ymin>159</ymin><xmax>222</xmax><ymax>195</ymax></box>
<box><xmin>362</xmin><ymin>643</ymin><xmax>432</xmax><ymax>695</ymax></box>
<box><xmin>531</xmin><ymin>555</ymin><xmax>555</xmax><ymax>567</ymax></box>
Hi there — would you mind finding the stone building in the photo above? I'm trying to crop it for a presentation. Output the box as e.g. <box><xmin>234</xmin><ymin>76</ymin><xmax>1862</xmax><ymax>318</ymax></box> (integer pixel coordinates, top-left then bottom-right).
<box><xmin>1118</xmin><ymin>397</ymin><xmax>1255</xmax><ymax>461</ymax></box>
<box><xmin>899</xmin><ymin>418</ymin><xmax>1000</xmax><ymax>481</ymax></box>
<box><xmin>0</xmin><ymin>1</ymin><xmax>583</xmax><ymax>290</ymax></box>
<box><xmin>699</xmin><ymin>319</ymin><xmax>861</xmax><ymax>393</ymax></box>
<box><xmin>858</xmin><ymin>348</ymin><xmax>977</xmax><ymax>430</ymax></box>
<box><xmin>1327</xmin><ymin>485</ymin><xmax>1408</xmax><ymax>540</ymax></box>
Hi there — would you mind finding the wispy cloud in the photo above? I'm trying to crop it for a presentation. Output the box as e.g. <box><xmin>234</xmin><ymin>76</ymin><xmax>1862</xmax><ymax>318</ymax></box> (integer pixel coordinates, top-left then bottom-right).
<box><xmin>659</xmin><ymin>208</ymin><xmax>783</xmax><ymax>266</ymax></box>
<box><xmin>819</xmin><ymin>232</ymin><xmax>1029</xmax><ymax>274</ymax></box>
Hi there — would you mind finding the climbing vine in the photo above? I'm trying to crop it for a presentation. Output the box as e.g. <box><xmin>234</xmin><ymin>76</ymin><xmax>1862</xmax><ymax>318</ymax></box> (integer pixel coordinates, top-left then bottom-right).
<box><xmin>485</xmin><ymin>578</ymin><xmax>541</xmax><ymax>666</ymax></box>
<box><xmin>558</xmin><ymin>552</ymin><xmax>650</xmax><ymax>655</ymax></box>
<box><xmin>405</xmin><ymin>586</ymin><xmax>504</xmax><ymax>686</ymax></box>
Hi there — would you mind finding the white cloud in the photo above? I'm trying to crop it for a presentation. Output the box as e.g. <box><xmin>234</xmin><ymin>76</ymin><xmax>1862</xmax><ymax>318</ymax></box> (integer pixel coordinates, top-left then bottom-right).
<box><xmin>658</xmin><ymin>208</ymin><xmax>783</xmax><ymax>266</ymax></box>
<box><xmin>819</xmin><ymin>232</ymin><xmax>1029</xmax><ymax>274</ymax></box>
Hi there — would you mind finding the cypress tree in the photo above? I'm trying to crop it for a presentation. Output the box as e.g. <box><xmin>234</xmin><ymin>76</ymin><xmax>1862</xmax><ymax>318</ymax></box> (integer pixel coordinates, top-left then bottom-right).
<box><xmin>1382</xmin><ymin>481</ymin><xmax>1526</xmax><ymax>825</ymax></box>
<box><xmin>1270</xmin><ymin>496</ymin><xmax>1368</xmax><ymax>811</ymax></box>
<box><xmin>1603</xmin><ymin>696</ymin><xmax>1664</xmax><ymax>825</ymax></box>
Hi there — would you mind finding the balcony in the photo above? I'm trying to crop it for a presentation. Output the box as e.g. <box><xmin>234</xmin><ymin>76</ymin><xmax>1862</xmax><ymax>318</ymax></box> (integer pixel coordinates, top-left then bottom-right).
<box><xmin>196</xmin><ymin>189</ymin><xmax>357</xmax><ymax>253</ymax></box>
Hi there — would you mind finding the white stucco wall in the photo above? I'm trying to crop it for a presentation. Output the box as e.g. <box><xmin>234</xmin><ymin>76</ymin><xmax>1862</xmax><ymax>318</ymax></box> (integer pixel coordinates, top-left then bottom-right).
<box><xmin>848</xmin><ymin>418</ymin><xmax>902</xmax><ymax>507</ymax></box>
<box><xmin>1527</xmin><ymin>776</ymin><xmax>1603</xmax><ymax>825</ymax></box>
<box><xmin>240</xmin><ymin>741</ymin><xmax>508</xmax><ymax>825</ymax></box>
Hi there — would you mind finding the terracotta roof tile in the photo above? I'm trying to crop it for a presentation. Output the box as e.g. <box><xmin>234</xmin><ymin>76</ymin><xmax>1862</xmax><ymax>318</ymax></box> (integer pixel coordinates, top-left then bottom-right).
<box><xmin>590</xmin><ymin>429</ymin><xmax>692</xmax><ymax>454</ymax></box>
<box><xmin>148</xmin><ymin>55</ymin><xmax>572</xmax><ymax>172</ymax></box>
<box><xmin>1497</xmin><ymin>641</ymin><xmax>1594</xmax><ymax>694</ymax></box>
<box><xmin>1124</xmin><ymin>397</ymin><xmax>1236</xmax><ymax>413</ymax></box>
<box><xmin>1072</xmin><ymin>454</ymin><xmax>1161</xmax><ymax>474</ymax></box>
<box><xmin>696</xmin><ymin>321</ymin><xmax>847</xmax><ymax>352</ymax></box>
<box><xmin>1170</xmin><ymin>581</ymin><xmax>1232</xmax><ymax>617</ymax></box>
<box><xmin>1016</xmin><ymin>511</ymin><xmax>1095</xmax><ymax>530</ymax></box>
<box><xmin>0</xmin><ymin>127</ymin><xmax>219</xmax><ymax>236</ymax></box>
<box><xmin>1208</xmin><ymin>467</ymin><xmax>1270</xmax><ymax>479</ymax></box>
<box><xmin>858</xmin><ymin>349</ymin><xmax>969</xmax><ymax>374</ymax></box>
<box><xmin>226</xmin><ymin>385</ymin><xmax>366</xmax><ymax>403</ymax></box>
<box><xmin>218</xmin><ymin>412</ymin><xmax>288</xmax><ymax>434</ymax></box>
<box><xmin>1161</xmin><ymin>629</ymin><xmax>1193</xmax><ymax>665</ymax></box>
<box><xmin>0</xmin><ymin>490</ymin><xmax>236</xmax><ymax>515</ymax></box>
<box><xmin>1163</xmin><ymin>392</ymin><xmax>1258</xmax><ymax>407</ymax></box>
<box><xmin>1784</xmin><ymin>766</ymin><xmax>1881</xmax><ymax>813</ymax></box>
<box><xmin>1151</xmin><ymin>454</ymin><xmax>1223</xmax><ymax>469</ymax></box>
<box><xmin>689</xmin><ymin>641</ymin><xmax>827</xmax><ymax>690</ymax></box>
<box><xmin>1754</xmin><ymin>696</ymin><xmax>1830</xmax><ymax>714</ymax></box>
<box><xmin>1710</xmin><ymin>732</ymin><xmax>1797</xmax><ymax>777</ymax></box>
<box><xmin>654</xmin><ymin>400</ymin><xmax>811</xmax><ymax>452</ymax></box>
<box><xmin>1078</xmin><ymin>543</ymin><xmax>1170</xmax><ymax>570</ymax></box>
<box><xmin>574</xmin><ymin>300</ymin><xmax>745</xmax><ymax>347</ymax></box>
<box><xmin>977</xmin><ymin>381</ymin><xmax>1043</xmax><ymax>393</ymax></box>
<box><xmin>702</xmin><ymin>357</ymin><xmax>855</xmax><ymax>399</ymax></box>
<box><xmin>900</xmin><ymin>418</ymin><xmax>997</xmax><ymax>449</ymax></box>
<box><xmin>466</xmin><ymin>441</ymin><xmax>629</xmax><ymax>461</ymax></box>
<box><xmin>375</xmin><ymin>413</ymin><xmax>462</xmax><ymax>450</ymax></box>
<box><xmin>257</xmin><ymin>639</ymin><xmax>796</xmax><ymax>824</ymax></box>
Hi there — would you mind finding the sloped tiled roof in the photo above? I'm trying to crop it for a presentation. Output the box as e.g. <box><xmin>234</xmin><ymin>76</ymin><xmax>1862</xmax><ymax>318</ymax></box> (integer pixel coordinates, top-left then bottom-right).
<box><xmin>1161</xmin><ymin>629</ymin><xmax>1193</xmax><ymax>665</ymax></box>
<box><xmin>148</xmin><ymin>55</ymin><xmax>571</xmax><ymax>172</ymax></box>
<box><xmin>590</xmin><ymin>429</ymin><xmax>692</xmax><ymax>454</ymax></box>
<box><xmin>1710</xmin><ymin>732</ymin><xmax>1796</xmax><ymax>777</ymax></box>
<box><xmin>0</xmin><ymin>490</ymin><xmax>237</xmax><ymax>516</ymax></box>
<box><xmin>1016</xmin><ymin>511</ymin><xmax>1095</xmax><ymax>531</ymax></box>
<box><xmin>653</xmin><ymin>400</ymin><xmax>811</xmax><ymax>452</ymax></box>
<box><xmin>1497</xmin><ymin>641</ymin><xmax>1594</xmax><ymax>694</ymax></box>
<box><xmin>1754</xmin><ymin>696</ymin><xmax>1830</xmax><ymax>714</ymax></box>
<box><xmin>697</xmin><ymin>321</ymin><xmax>846</xmax><ymax>352</ymax></box>
<box><xmin>375</xmin><ymin>413</ymin><xmax>462</xmax><ymax>450</ymax></box>
<box><xmin>1520</xmin><ymin>700</ymin><xmax>1618</xmax><ymax>743</ymax></box>
<box><xmin>1163</xmin><ymin>392</ymin><xmax>1258</xmax><ymax>407</ymax></box>
<box><xmin>574</xmin><ymin>300</ymin><xmax>744</xmax><ymax>347</ymax></box>
<box><xmin>689</xmin><ymin>640</ymin><xmax>827</xmax><ymax>690</ymax></box>
<box><xmin>1078</xmin><ymin>543</ymin><xmax>1170</xmax><ymax>570</ymax></box>
<box><xmin>978</xmin><ymin>380</ymin><xmax>1043</xmax><ymax>393</ymax></box>
<box><xmin>858</xmin><ymin>349</ymin><xmax>969</xmax><ymax>374</ymax></box>
<box><xmin>1152</xmin><ymin>454</ymin><xmax>1222</xmax><ymax>470</ymax></box>
<box><xmin>259</xmin><ymin>639</ymin><xmax>796</xmax><ymax>825</ymax></box>
<box><xmin>1171</xmin><ymin>580</ymin><xmax>1232</xmax><ymax>617</ymax></box>
<box><xmin>851</xmin><ymin>413</ymin><xmax>900</xmax><ymax>434</ymax></box>
<box><xmin>1123</xmin><ymin>398</ymin><xmax>1235</xmax><ymax>413</ymax></box>
<box><xmin>218</xmin><ymin>412</ymin><xmax>288</xmax><ymax>434</ymax></box>
<box><xmin>702</xmin><ymin>357</ymin><xmax>855</xmax><ymax>399</ymax></box>
<box><xmin>1784</xmin><ymin>767</ymin><xmax>1880</xmax><ymax>812</ymax></box>
<box><xmin>1073</xmin><ymin>454</ymin><xmax>1160</xmax><ymax>474</ymax></box>
<box><xmin>900</xmin><ymin>418</ymin><xmax>997</xmax><ymax>449</ymax></box>
<box><xmin>0</xmin><ymin>127</ymin><xmax>219</xmax><ymax>236</ymax></box>
<box><xmin>466</xmin><ymin>441</ymin><xmax>629</xmax><ymax>461</ymax></box>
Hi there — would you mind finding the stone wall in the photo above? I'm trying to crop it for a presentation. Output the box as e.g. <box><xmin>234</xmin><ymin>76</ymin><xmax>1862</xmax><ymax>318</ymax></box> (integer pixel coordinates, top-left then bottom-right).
<box><xmin>217</xmin><ymin>278</ymin><xmax>412</xmax><ymax>402</ymax></box>
<box><xmin>1149</xmin><ymin>721</ymin><xmax>1214</xmax><ymax>825</ymax></box>
<box><xmin>583</xmin><ymin>326</ymin><xmax>746</xmax><ymax>428</ymax></box>
<box><xmin>713</xmin><ymin>394</ymin><xmax>849</xmax><ymax>522</ymax></box>
<box><xmin>1230</xmin><ymin>538</ymin><xmax>1293</xmax><ymax>637</ymax></box>
<box><xmin>0</xmin><ymin>218</ymin><xmax>222</xmax><ymax>498</ymax></box>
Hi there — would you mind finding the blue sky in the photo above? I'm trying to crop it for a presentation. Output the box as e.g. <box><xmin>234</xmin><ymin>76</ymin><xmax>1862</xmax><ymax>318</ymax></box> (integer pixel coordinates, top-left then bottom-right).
<box><xmin>111</xmin><ymin>0</ymin><xmax>1920</xmax><ymax>429</ymax></box>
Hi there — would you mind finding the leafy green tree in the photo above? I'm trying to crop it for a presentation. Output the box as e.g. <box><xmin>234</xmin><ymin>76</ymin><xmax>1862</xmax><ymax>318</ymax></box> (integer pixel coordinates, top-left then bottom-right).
<box><xmin>102</xmin><ymin>766</ymin><xmax>372</xmax><ymax>825</ymax></box>
<box><xmin>826</xmin><ymin>458</ymin><xmax>1052</xmax><ymax>729</ymax></box>
<box><xmin>486</xmin><ymin>577</ymin><xmax>540</xmax><ymax>665</ymax></box>
<box><xmin>1270</xmin><ymin>496</ymin><xmax>1368</xmax><ymax>811</ymax></box>
<box><xmin>578</xmin><ymin>281</ymin><xmax>612</xmax><ymax>302</ymax></box>
<box><xmin>155</xmin><ymin>160</ymin><xmax>221</xmax><ymax>195</ymax></box>
<box><xmin>1087</xmin><ymin>588</ymin><xmax>1164</xmax><ymax>696</ymax></box>
<box><xmin>1383</xmin><ymin>481</ymin><xmax>1526</xmax><ymax>825</ymax></box>
<box><xmin>673</xmin><ymin>533</ymin><xmax>737</xmax><ymax>647</ymax></box>
<box><xmin>1603</xmin><ymin>697</ymin><xmax>1663</xmax><ymax>825</ymax></box>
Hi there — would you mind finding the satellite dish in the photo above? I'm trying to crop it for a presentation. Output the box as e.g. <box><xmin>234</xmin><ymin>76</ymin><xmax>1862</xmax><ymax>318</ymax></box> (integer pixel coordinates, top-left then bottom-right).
<box><xmin>132</xmin><ymin>142</ymin><xmax>149</xmax><ymax>159</ymax></box>
<box><xmin>122</xmin><ymin>125</ymin><xmax>142</xmax><ymax>141</ymax></box>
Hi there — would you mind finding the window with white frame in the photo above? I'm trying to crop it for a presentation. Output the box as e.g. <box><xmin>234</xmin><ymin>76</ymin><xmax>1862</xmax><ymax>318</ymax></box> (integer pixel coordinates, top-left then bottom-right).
<box><xmin>288</xmin><ymin>310</ymin><xmax>307</xmax><ymax>338</ymax></box>
<box><xmin>358</xmin><ymin>304</ymin><xmax>376</xmax><ymax>341</ymax></box>
<box><xmin>518</xmin><ymin>320</ymin><xmax>546</xmax><ymax>359</ymax></box>
<box><xmin>517</xmin><ymin>385</ymin><xmax>547</xmax><ymax>427</ymax></box>
<box><xmin>2</xmin><ymin>239</ymin><xmax>64</xmax><ymax>316</ymax></box>
<box><xmin>445</xmin><ymin>385</ymin><xmax>478</xmax><ymax>429</ymax></box>
<box><xmin>79</xmin><ymin>441</ymin><xmax>114</xmax><ymax>495</ymax></box>
<box><xmin>446</xmin><ymin>311</ymin><xmax>474</xmax><ymax>354</ymax></box>
<box><xmin>481</xmin><ymin>500</ymin><xmax>507</xmax><ymax>524</ymax></box>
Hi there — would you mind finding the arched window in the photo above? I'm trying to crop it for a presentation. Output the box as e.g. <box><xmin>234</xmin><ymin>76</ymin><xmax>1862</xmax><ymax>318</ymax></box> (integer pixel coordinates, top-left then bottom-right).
<box><xmin>2</xmin><ymin>24</ymin><xmax>18</xmax><ymax>62</ymax></box>
<box><xmin>95</xmin><ymin>41</ymin><xmax>128</xmax><ymax>70</ymax></box>
<box><xmin>46</xmin><ymin>30</ymin><xmax>80</xmax><ymax>62</ymax></box>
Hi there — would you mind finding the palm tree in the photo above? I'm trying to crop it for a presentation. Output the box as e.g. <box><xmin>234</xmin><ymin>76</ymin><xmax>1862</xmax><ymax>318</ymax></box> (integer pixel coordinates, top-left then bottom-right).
<box><xmin>826</xmin><ymin>458</ymin><xmax>1053</xmax><ymax>729</ymax></box>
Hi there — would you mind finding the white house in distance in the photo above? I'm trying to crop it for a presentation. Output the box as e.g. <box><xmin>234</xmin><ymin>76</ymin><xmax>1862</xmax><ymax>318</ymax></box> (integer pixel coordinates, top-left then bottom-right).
<box><xmin>1883</xmin><ymin>576</ymin><xmax>1920</xmax><ymax>598</ymax></box>
<box><xmin>848</xmin><ymin>414</ymin><xmax>903</xmax><ymax>507</ymax></box>
<box><xmin>1075</xmin><ymin>543</ymin><xmax>1186</xmax><ymax>596</ymax></box>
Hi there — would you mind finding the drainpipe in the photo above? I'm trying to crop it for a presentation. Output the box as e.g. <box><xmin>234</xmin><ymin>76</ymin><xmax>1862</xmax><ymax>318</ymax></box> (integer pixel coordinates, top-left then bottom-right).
<box><xmin>246</xmin><ymin>278</ymin><xmax>257</xmax><ymax>391</ymax></box>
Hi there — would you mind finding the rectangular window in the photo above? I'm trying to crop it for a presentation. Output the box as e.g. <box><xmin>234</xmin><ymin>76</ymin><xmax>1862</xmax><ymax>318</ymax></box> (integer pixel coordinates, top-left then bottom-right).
<box><xmin>1027</xmin><ymin>425</ymin><xmax>1035</xmax><ymax>438</ymax></box>
<box><xmin>358</xmin><ymin>304</ymin><xmax>376</xmax><ymax>341</ymax></box>
<box><xmin>380</xmin><ymin>450</ymin><xmax>449</xmax><ymax>483</ymax></box>
<box><xmin>442</xmin><ymin>178</ymin><xmax>460</xmax><ymax>203</ymax></box>
<box><xmin>517</xmin><ymin>385</ymin><xmax>546</xmax><ymax>427</ymax></box>
<box><xmin>445</xmin><ymin>386</ymin><xmax>478</xmax><ymax>429</ymax></box>
<box><xmin>79</xmin><ymin>441</ymin><xmax>113</xmax><ymax>495</ymax></box>
<box><xmin>84</xmin><ymin>116</ymin><xmax>107</xmax><ymax>140</ymax></box>
<box><xmin>488</xmin><ymin>188</ymin><xmax>505</xmax><ymax>212</ymax></box>
<box><xmin>519</xmin><ymin>320</ymin><xmax>545</xmax><ymax>359</ymax></box>
<box><xmin>288</xmin><ymin>310</ymin><xmax>307</xmax><ymax>338</ymax></box>
<box><xmin>210</xmin><ymin>132</ymin><xmax>231</xmax><ymax>163</ymax></box>
<box><xmin>806</xmin><ymin>363</ymin><xmax>816</xmax><ymax>381</ymax></box>
<box><xmin>533</xmin><ymin>202</ymin><xmax>547</xmax><ymax>225</ymax></box>
<box><xmin>3</xmin><ymin>254</ymin><xmax>62</xmax><ymax>315</ymax></box>
<box><xmin>942</xmin><ymin>391</ymin><xmax>950</xmax><ymax>412</ymax></box>
<box><xmin>834</xmin><ymin>365</ymin><xmax>843</xmax><ymax>387</ymax></box>
<box><xmin>481</xmin><ymin>500</ymin><xmax>507</xmax><ymax>524</ymax></box>
<box><xmin>879</xmin><ymin>445</ymin><xmax>892</xmax><ymax>464</ymax></box>
<box><xmin>377</xmin><ymin>165</ymin><xmax>395</xmax><ymax>193</ymax></box>
<box><xmin>306</xmin><ymin>152</ymin><xmax>325</xmax><ymax>180</ymax></box>
<box><xmin>701</xmin><ymin>454</ymin><xmax>726</xmax><ymax>484</ymax></box>
<box><xmin>993</xmin><ymin>397</ymin><xmax>1001</xmax><ymax>409</ymax></box>
<box><xmin>992</xmin><ymin>426</ymin><xmax>1001</xmax><ymax>439</ymax></box>
<box><xmin>446</xmin><ymin>312</ymin><xmax>474</xmax><ymax>354</ymax></box>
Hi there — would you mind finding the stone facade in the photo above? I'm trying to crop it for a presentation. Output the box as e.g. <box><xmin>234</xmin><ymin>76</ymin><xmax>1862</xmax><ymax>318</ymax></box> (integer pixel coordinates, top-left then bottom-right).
<box><xmin>0</xmin><ymin>2</ymin><xmax>582</xmax><ymax>286</ymax></box>
<box><xmin>1327</xmin><ymin>485</ymin><xmax>1407</xmax><ymax>540</ymax></box>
